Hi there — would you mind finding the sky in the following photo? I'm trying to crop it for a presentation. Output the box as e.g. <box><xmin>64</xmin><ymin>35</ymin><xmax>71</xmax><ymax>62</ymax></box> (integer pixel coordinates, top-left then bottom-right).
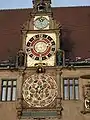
<box><xmin>0</xmin><ymin>0</ymin><xmax>90</xmax><ymax>9</ymax></box>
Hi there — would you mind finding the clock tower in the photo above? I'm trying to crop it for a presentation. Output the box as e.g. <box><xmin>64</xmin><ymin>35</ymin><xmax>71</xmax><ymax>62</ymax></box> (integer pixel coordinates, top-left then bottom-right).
<box><xmin>21</xmin><ymin>0</ymin><xmax>61</xmax><ymax>67</ymax></box>
<box><xmin>16</xmin><ymin>0</ymin><xmax>63</xmax><ymax>120</ymax></box>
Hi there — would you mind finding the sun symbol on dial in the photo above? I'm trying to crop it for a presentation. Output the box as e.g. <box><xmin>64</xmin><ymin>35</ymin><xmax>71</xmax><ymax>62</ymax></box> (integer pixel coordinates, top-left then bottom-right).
<box><xmin>34</xmin><ymin>41</ymin><xmax>47</xmax><ymax>53</ymax></box>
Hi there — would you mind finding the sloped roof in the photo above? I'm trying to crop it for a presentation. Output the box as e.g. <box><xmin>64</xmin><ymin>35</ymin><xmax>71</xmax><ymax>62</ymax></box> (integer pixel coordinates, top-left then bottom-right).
<box><xmin>0</xmin><ymin>6</ymin><xmax>90</xmax><ymax>61</ymax></box>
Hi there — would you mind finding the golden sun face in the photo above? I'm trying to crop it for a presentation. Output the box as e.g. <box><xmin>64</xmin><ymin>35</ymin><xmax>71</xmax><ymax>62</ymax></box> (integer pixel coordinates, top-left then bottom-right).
<box><xmin>34</xmin><ymin>41</ymin><xmax>47</xmax><ymax>53</ymax></box>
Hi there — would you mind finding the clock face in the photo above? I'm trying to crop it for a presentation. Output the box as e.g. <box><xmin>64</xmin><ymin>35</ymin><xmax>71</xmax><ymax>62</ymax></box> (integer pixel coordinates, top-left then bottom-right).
<box><xmin>22</xmin><ymin>73</ymin><xmax>58</xmax><ymax>107</ymax></box>
<box><xmin>26</xmin><ymin>34</ymin><xmax>56</xmax><ymax>61</ymax></box>
<box><xmin>34</xmin><ymin>17</ymin><xmax>49</xmax><ymax>29</ymax></box>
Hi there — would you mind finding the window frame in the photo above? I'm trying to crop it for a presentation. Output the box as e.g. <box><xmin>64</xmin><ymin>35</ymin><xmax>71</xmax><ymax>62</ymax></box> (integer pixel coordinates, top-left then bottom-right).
<box><xmin>1</xmin><ymin>79</ymin><xmax>17</xmax><ymax>101</ymax></box>
<box><xmin>63</xmin><ymin>77</ymin><xmax>79</xmax><ymax>100</ymax></box>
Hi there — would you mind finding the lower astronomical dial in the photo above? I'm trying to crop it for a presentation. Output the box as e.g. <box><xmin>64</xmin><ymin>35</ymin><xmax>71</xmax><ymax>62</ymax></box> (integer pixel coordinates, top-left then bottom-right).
<box><xmin>22</xmin><ymin>73</ymin><xmax>58</xmax><ymax>107</ymax></box>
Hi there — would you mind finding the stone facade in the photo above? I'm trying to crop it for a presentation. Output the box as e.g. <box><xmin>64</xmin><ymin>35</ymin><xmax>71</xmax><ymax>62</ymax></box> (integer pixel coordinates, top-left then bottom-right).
<box><xmin>0</xmin><ymin>67</ymin><xmax>90</xmax><ymax>120</ymax></box>
<box><xmin>0</xmin><ymin>0</ymin><xmax>90</xmax><ymax>120</ymax></box>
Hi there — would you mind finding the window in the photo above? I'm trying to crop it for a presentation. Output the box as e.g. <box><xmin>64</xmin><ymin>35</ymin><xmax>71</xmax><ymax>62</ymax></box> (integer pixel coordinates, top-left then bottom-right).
<box><xmin>63</xmin><ymin>78</ymin><xmax>79</xmax><ymax>100</ymax></box>
<box><xmin>1</xmin><ymin>79</ymin><xmax>16</xmax><ymax>101</ymax></box>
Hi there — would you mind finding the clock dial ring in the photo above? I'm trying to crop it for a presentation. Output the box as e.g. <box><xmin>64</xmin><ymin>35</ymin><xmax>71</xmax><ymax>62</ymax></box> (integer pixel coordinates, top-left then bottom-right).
<box><xmin>31</xmin><ymin>39</ymin><xmax>51</xmax><ymax>56</ymax></box>
<box><xmin>26</xmin><ymin>34</ymin><xmax>56</xmax><ymax>60</ymax></box>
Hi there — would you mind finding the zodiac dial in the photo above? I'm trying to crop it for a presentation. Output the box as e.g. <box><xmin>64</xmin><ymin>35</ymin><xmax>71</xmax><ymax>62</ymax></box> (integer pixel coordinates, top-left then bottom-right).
<box><xmin>22</xmin><ymin>74</ymin><xmax>58</xmax><ymax>107</ymax></box>
<box><xmin>26</xmin><ymin>34</ymin><xmax>56</xmax><ymax>61</ymax></box>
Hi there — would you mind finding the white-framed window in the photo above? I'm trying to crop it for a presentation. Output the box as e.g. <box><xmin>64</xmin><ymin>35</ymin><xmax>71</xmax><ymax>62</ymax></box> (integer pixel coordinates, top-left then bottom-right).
<box><xmin>63</xmin><ymin>78</ymin><xmax>79</xmax><ymax>100</ymax></box>
<box><xmin>1</xmin><ymin>79</ymin><xmax>16</xmax><ymax>101</ymax></box>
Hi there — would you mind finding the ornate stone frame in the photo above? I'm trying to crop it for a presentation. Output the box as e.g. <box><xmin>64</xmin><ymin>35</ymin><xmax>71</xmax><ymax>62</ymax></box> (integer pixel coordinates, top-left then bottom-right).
<box><xmin>81</xmin><ymin>82</ymin><xmax>90</xmax><ymax>114</ymax></box>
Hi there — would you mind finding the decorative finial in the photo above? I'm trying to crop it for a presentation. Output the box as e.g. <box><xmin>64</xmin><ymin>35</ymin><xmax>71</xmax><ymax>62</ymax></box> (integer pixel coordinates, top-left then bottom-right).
<box><xmin>32</xmin><ymin>0</ymin><xmax>52</xmax><ymax>13</ymax></box>
<box><xmin>32</xmin><ymin>0</ymin><xmax>35</xmax><ymax>4</ymax></box>
<box><xmin>32</xmin><ymin>0</ymin><xmax>45</xmax><ymax>4</ymax></box>
<box><xmin>40</xmin><ymin>0</ymin><xmax>44</xmax><ymax>3</ymax></box>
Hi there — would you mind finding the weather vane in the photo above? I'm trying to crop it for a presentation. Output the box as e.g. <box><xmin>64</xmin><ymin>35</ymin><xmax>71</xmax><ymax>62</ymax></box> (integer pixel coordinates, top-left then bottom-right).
<box><xmin>32</xmin><ymin>0</ymin><xmax>35</xmax><ymax>4</ymax></box>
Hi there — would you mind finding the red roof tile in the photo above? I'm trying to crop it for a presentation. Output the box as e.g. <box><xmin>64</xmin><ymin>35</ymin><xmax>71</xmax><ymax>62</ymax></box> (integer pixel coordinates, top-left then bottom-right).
<box><xmin>0</xmin><ymin>7</ymin><xmax>90</xmax><ymax>61</ymax></box>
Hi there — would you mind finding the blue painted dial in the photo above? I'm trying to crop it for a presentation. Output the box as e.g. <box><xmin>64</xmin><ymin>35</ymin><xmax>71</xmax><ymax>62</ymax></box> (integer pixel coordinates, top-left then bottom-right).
<box><xmin>34</xmin><ymin>17</ymin><xmax>49</xmax><ymax>29</ymax></box>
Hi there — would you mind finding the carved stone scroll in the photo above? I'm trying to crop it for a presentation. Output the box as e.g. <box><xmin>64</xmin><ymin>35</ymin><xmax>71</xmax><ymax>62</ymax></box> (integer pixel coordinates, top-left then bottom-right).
<box><xmin>81</xmin><ymin>82</ymin><xmax>90</xmax><ymax>114</ymax></box>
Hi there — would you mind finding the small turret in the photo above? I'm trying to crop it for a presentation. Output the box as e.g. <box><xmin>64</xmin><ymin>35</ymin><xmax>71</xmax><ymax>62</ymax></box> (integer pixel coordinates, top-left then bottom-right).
<box><xmin>32</xmin><ymin>0</ymin><xmax>51</xmax><ymax>13</ymax></box>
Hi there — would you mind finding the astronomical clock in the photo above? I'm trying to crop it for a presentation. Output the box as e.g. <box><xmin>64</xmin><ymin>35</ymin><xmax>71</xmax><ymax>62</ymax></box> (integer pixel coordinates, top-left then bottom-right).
<box><xmin>20</xmin><ymin>1</ymin><xmax>61</xmax><ymax>67</ymax></box>
<box><xmin>26</xmin><ymin>33</ymin><xmax>56</xmax><ymax>67</ymax></box>
<box><xmin>24</xmin><ymin>12</ymin><xmax>58</xmax><ymax>67</ymax></box>
<box><xmin>22</xmin><ymin>73</ymin><xmax>58</xmax><ymax>108</ymax></box>
<box><xmin>16</xmin><ymin>0</ymin><xmax>63</xmax><ymax>120</ymax></box>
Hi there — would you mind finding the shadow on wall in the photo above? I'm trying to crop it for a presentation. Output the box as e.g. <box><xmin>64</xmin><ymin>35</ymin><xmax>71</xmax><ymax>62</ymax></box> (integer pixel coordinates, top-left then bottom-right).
<box><xmin>60</xmin><ymin>28</ymin><xmax>75</xmax><ymax>61</ymax></box>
